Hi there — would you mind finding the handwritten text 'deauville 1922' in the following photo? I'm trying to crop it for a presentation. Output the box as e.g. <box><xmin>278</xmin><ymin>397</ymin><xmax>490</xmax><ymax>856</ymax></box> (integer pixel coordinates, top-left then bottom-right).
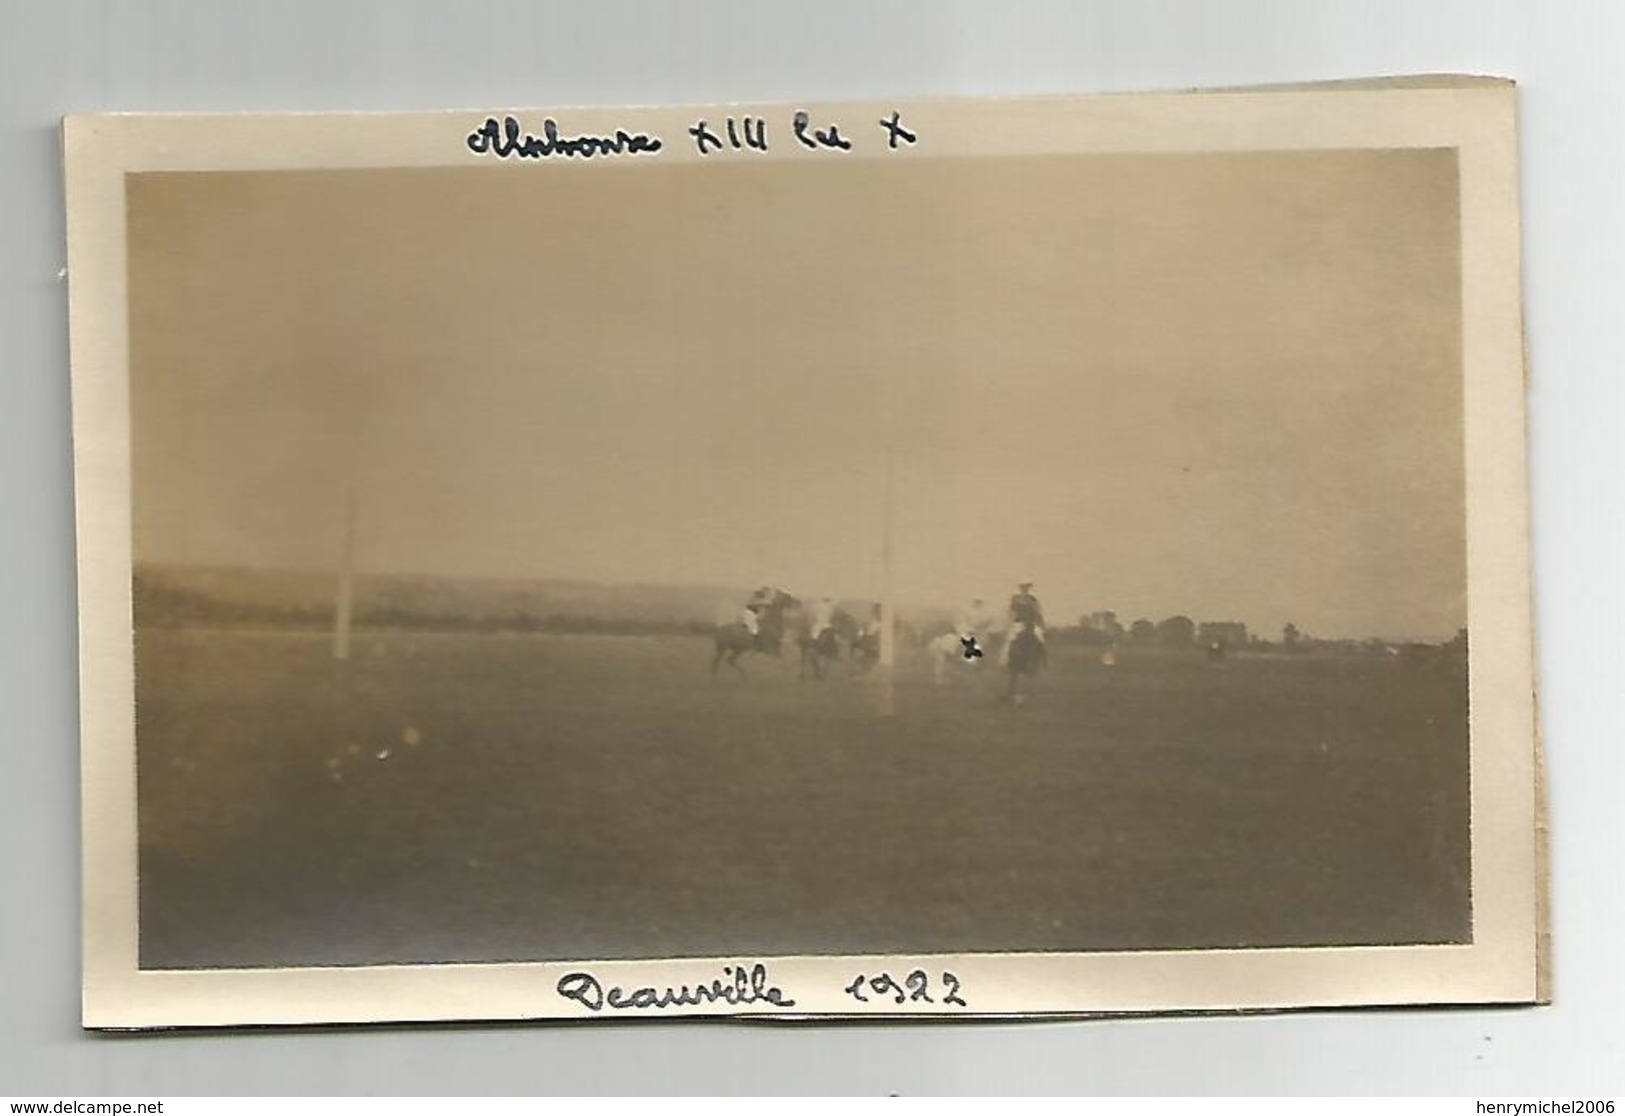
<box><xmin>555</xmin><ymin>963</ymin><xmax>796</xmax><ymax>1012</ymax></box>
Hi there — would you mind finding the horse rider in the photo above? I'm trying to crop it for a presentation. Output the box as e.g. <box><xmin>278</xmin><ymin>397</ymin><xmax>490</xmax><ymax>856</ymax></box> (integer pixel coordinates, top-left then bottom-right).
<box><xmin>809</xmin><ymin>596</ymin><xmax>837</xmax><ymax>641</ymax></box>
<box><xmin>859</xmin><ymin>602</ymin><xmax>883</xmax><ymax>647</ymax></box>
<box><xmin>741</xmin><ymin>585</ymin><xmax>777</xmax><ymax>640</ymax></box>
<box><xmin>1000</xmin><ymin>581</ymin><xmax>1047</xmax><ymax>665</ymax></box>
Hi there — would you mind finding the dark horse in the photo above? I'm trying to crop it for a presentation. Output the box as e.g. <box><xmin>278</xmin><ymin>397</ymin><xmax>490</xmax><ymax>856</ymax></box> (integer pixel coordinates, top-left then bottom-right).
<box><xmin>1004</xmin><ymin>624</ymin><xmax>1047</xmax><ymax>703</ymax></box>
<box><xmin>711</xmin><ymin>589</ymin><xmax>798</xmax><ymax>677</ymax></box>
<box><xmin>797</xmin><ymin>607</ymin><xmax>859</xmax><ymax>681</ymax></box>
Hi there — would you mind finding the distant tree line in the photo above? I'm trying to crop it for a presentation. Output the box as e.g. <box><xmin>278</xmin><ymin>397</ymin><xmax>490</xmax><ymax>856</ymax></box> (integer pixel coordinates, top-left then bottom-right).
<box><xmin>133</xmin><ymin>578</ymin><xmax>715</xmax><ymax>637</ymax></box>
<box><xmin>1063</xmin><ymin>607</ymin><xmax>1466</xmax><ymax>656</ymax></box>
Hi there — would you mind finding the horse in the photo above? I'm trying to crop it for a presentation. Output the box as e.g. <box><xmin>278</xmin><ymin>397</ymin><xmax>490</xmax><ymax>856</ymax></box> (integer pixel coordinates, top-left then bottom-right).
<box><xmin>1003</xmin><ymin>624</ymin><xmax>1047</xmax><ymax>703</ymax></box>
<box><xmin>711</xmin><ymin>589</ymin><xmax>798</xmax><ymax>678</ymax></box>
<box><xmin>849</xmin><ymin>618</ymin><xmax>882</xmax><ymax>677</ymax></box>
<box><xmin>797</xmin><ymin>607</ymin><xmax>858</xmax><ymax>681</ymax></box>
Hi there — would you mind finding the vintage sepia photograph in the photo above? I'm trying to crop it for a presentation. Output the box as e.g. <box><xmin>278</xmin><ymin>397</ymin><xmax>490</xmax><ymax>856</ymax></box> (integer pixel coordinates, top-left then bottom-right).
<box><xmin>67</xmin><ymin>85</ymin><xmax>1539</xmax><ymax>1025</ymax></box>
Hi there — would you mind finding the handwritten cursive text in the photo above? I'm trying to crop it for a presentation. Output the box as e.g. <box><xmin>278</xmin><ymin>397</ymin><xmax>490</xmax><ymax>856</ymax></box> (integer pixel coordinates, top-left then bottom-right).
<box><xmin>556</xmin><ymin>963</ymin><xmax>797</xmax><ymax>1012</ymax></box>
<box><xmin>466</xmin><ymin>116</ymin><xmax>664</xmax><ymax>160</ymax></box>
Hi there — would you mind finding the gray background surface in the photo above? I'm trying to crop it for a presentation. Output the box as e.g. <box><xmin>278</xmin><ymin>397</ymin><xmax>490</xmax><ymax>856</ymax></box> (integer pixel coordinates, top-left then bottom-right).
<box><xmin>2</xmin><ymin>0</ymin><xmax>1619</xmax><ymax>1096</ymax></box>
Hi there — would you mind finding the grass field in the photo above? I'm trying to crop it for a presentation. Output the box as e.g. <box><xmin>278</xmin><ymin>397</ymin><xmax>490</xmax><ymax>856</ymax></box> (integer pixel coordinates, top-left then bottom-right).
<box><xmin>134</xmin><ymin>627</ymin><xmax>1471</xmax><ymax>969</ymax></box>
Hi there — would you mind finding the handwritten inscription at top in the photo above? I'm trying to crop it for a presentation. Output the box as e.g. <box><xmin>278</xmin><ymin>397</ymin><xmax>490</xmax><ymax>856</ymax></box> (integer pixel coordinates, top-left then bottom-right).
<box><xmin>791</xmin><ymin>110</ymin><xmax>852</xmax><ymax>152</ymax></box>
<box><xmin>688</xmin><ymin>116</ymin><xmax>769</xmax><ymax>155</ymax></box>
<box><xmin>466</xmin><ymin>116</ymin><xmax>663</xmax><ymax>159</ymax></box>
<box><xmin>877</xmin><ymin>110</ymin><xmax>918</xmax><ymax>150</ymax></box>
<box><xmin>466</xmin><ymin>111</ymin><xmax>919</xmax><ymax>160</ymax></box>
<box><xmin>690</xmin><ymin>109</ymin><xmax>916</xmax><ymax>156</ymax></box>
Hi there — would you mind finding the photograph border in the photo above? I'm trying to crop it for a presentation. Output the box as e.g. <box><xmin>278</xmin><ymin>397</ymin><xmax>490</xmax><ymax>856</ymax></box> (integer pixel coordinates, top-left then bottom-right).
<box><xmin>65</xmin><ymin>81</ymin><xmax>1538</xmax><ymax>1028</ymax></box>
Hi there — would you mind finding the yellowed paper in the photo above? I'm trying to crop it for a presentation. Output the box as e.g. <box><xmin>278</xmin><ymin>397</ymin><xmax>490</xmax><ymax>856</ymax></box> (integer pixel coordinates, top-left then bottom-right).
<box><xmin>66</xmin><ymin>79</ymin><xmax>1541</xmax><ymax>1028</ymax></box>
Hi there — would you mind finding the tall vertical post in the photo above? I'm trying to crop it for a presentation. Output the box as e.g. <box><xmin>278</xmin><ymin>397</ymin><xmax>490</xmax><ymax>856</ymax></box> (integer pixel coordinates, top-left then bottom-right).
<box><xmin>333</xmin><ymin>481</ymin><xmax>357</xmax><ymax>661</ymax></box>
<box><xmin>876</xmin><ymin>366</ymin><xmax>898</xmax><ymax>716</ymax></box>
<box><xmin>880</xmin><ymin>442</ymin><xmax>896</xmax><ymax>669</ymax></box>
<box><xmin>333</xmin><ymin>403</ymin><xmax>363</xmax><ymax>662</ymax></box>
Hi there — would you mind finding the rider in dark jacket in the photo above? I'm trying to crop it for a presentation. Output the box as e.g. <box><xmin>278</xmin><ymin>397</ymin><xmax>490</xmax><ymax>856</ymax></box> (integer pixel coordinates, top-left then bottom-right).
<box><xmin>1001</xmin><ymin>582</ymin><xmax>1047</xmax><ymax>666</ymax></box>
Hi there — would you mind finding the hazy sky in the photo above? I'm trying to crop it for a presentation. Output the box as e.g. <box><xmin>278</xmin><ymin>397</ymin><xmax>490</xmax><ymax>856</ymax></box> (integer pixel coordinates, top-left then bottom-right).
<box><xmin>128</xmin><ymin>149</ymin><xmax>1464</xmax><ymax>639</ymax></box>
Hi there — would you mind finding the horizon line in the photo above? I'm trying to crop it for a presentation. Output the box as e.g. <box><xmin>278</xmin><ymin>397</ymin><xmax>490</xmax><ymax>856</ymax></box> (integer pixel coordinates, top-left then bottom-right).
<box><xmin>134</xmin><ymin>560</ymin><xmax>1464</xmax><ymax>644</ymax></box>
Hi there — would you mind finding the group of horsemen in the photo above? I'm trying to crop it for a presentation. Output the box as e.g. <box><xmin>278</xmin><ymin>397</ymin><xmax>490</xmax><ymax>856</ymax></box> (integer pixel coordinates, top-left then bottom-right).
<box><xmin>738</xmin><ymin>581</ymin><xmax>1048</xmax><ymax>667</ymax></box>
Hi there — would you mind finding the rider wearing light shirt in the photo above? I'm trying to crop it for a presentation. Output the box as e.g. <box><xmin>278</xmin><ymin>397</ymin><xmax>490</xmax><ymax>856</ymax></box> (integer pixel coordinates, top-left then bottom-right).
<box><xmin>809</xmin><ymin>596</ymin><xmax>836</xmax><ymax>639</ymax></box>
<box><xmin>742</xmin><ymin>585</ymin><xmax>778</xmax><ymax>639</ymax></box>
